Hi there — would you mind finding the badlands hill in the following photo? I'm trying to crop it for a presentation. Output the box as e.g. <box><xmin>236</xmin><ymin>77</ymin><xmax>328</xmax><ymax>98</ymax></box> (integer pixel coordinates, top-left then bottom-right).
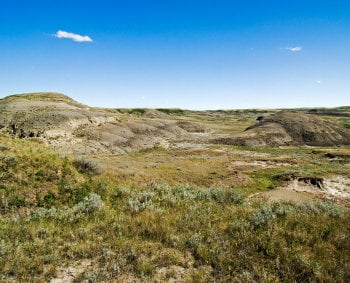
<box><xmin>0</xmin><ymin>92</ymin><xmax>204</xmax><ymax>154</ymax></box>
<box><xmin>216</xmin><ymin>111</ymin><xmax>350</xmax><ymax>147</ymax></box>
<box><xmin>0</xmin><ymin>92</ymin><xmax>350</xmax><ymax>154</ymax></box>
<box><xmin>246</xmin><ymin>111</ymin><xmax>350</xmax><ymax>146</ymax></box>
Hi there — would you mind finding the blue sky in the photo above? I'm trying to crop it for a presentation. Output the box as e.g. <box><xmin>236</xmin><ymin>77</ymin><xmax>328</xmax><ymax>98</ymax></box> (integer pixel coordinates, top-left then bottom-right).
<box><xmin>0</xmin><ymin>1</ymin><xmax>349</xmax><ymax>109</ymax></box>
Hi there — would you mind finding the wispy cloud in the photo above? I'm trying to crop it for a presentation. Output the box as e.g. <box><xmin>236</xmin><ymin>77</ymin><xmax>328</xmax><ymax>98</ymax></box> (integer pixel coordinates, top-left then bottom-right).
<box><xmin>54</xmin><ymin>30</ymin><xmax>93</xmax><ymax>42</ymax></box>
<box><xmin>283</xmin><ymin>46</ymin><xmax>302</xmax><ymax>52</ymax></box>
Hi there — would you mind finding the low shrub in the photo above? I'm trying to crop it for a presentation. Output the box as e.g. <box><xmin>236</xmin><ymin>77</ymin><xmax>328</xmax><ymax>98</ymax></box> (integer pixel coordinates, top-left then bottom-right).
<box><xmin>206</xmin><ymin>187</ymin><xmax>243</xmax><ymax>205</ymax></box>
<box><xmin>126</xmin><ymin>192</ymin><xmax>155</xmax><ymax>214</ymax></box>
<box><xmin>73</xmin><ymin>157</ymin><xmax>101</xmax><ymax>174</ymax></box>
<box><xmin>250</xmin><ymin>205</ymin><xmax>275</xmax><ymax>229</ymax></box>
<box><xmin>316</xmin><ymin>200</ymin><xmax>342</xmax><ymax>217</ymax></box>
<box><xmin>30</xmin><ymin>193</ymin><xmax>103</xmax><ymax>221</ymax></box>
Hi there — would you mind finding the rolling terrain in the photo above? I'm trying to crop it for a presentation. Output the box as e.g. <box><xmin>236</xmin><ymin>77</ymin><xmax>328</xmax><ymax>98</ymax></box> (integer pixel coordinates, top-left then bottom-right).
<box><xmin>0</xmin><ymin>92</ymin><xmax>349</xmax><ymax>282</ymax></box>
<box><xmin>1</xmin><ymin>92</ymin><xmax>350</xmax><ymax>154</ymax></box>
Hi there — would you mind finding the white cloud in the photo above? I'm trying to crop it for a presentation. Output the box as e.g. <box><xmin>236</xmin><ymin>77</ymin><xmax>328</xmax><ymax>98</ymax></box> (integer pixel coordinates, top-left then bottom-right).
<box><xmin>284</xmin><ymin>46</ymin><xmax>302</xmax><ymax>52</ymax></box>
<box><xmin>54</xmin><ymin>30</ymin><xmax>93</xmax><ymax>42</ymax></box>
<box><xmin>316</xmin><ymin>80</ymin><xmax>322</xmax><ymax>84</ymax></box>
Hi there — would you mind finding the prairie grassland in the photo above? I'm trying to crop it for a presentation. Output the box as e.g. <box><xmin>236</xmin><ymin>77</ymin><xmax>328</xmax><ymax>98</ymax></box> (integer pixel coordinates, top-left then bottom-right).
<box><xmin>0</xmin><ymin>134</ymin><xmax>349</xmax><ymax>282</ymax></box>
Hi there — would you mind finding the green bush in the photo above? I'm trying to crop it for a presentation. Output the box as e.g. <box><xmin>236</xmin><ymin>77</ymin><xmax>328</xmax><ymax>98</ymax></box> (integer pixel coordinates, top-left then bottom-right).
<box><xmin>128</xmin><ymin>108</ymin><xmax>146</xmax><ymax>115</ymax></box>
<box><xmin>38</xmin><ymin>192</ymin><xmax>56</xmax><ymax>208</ymax></box>
<box><xmin>8</xmin><ymin>196</ymin><xmax>26</xmax><ymax>207</ymax></box>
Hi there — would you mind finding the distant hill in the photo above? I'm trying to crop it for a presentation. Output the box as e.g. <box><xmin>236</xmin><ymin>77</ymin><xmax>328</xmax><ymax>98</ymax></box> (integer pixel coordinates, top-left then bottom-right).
<box><xmin>1</xmin><ymin>93</ymin><xmax>350</xmax><ymax>153</ymax></box>
<box><xmin>214</xmin><ymin>111</ymin><xmax>350</xmax><ymax>147</ymax></box>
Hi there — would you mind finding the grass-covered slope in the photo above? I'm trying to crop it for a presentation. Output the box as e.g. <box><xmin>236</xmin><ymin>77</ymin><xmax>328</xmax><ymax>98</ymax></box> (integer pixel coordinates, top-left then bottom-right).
<box><xmin>0</xmin><ymin>134</ymin><xmax>349</xmax><ymax>282</ymax></box>
<box><xmin>0</xmin><ymin>134</ymin><xmax>97</xmax><ymax>211</ymax></box>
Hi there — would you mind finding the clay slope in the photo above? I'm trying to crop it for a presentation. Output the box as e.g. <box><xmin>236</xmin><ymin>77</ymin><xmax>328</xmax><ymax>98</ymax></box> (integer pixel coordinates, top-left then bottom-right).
<box><xmin>226</xmin><ymin>111</ymin><xmax>350</xmax><ymax>147</ymax></box>
<box><xmin>0</xmin><ymin>92</ymin><xmax>115</xmax><ymax>138</ymax></box>
<box><xmin>0</xmin><ymin>93</ymin><xmax>208</xmax><ymax>154</ymax></box>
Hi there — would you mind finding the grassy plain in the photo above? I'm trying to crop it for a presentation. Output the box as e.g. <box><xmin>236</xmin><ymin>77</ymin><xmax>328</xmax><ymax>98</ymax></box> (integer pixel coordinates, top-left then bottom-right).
<box><xmin>1</xmin><ymin>130</ymin><xmax>349</xmax><ymax>282</ymax></box>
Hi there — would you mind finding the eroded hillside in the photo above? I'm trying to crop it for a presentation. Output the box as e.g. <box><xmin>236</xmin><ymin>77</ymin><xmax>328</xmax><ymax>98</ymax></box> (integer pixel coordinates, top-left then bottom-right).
<box><xmin>1</xmin><ymin>93</ymin><xmax>350</xmax><ymax>155</ymax></box>
<box><xmin>0</xmin><ymin>93</ymin><xmax>205</xmax><ymax>154</ymax></box>
<box><xmin>215</xmin><ymin>111</ymin><xmax>350</xmax><ymax>147</ymax></box>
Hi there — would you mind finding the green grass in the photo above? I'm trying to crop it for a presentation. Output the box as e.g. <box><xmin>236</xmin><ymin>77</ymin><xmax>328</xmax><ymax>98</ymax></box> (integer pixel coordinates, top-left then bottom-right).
<box><xmin>156</xmin><ymin>108</ymin><xmax>185</xmax><ymax>115</ymax></box>
<box><xmin>0</xmin><ymin>135</ymin><xmax>105</xmax><ymax>212</ymax></box>
<box><xmin>0</xmin><ymin>134</ymin><xmax>349</xmax><ymax>281</ymax></box>
<box><xmin>127</xmin><ymin>108</ymin><xmax>147</xmax><ymax>115</ymax></box>
<box><xmin>1</xmin><ymin>182</ymin><xmax>349</xmax><ymax>281</ymax></box>
<box><xmin>343</xmin><ymin>122</ymin><xmax>350</xmax><ymax>129</ymax></box>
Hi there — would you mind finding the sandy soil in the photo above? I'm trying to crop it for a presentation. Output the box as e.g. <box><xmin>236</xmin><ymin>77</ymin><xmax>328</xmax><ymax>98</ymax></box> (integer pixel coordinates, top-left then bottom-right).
<box><xmin>257</xmin><ymin>176</ymin><xmax>350</xmax><ymax>202</ymax></box>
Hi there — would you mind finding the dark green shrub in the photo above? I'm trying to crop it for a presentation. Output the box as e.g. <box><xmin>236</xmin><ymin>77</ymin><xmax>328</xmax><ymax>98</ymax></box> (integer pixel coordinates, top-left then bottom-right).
<box><xmin>8</xmin><ymin>196</ymin><xmax>26</xmax><ymax>207</ymax></box>
<box><xmin>128</xmin><ymin>108</ymin><xmax>146</xmax><ymax>115</ymax></box>
<box><xmin>68</xmin><ymin>182</ymin><xmax>92</xmax><ymax>205</ymax></box>
<box><xmin>38</xmin><ymin>192</ymin><xmax>56</xmax><ymax>208</ymax></box>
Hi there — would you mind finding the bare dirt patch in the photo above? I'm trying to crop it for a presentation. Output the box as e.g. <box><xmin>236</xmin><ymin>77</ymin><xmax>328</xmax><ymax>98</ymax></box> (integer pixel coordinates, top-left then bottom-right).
<box><xmin>50</xmin><ymin>260</ymin><xmax>92</xmax><ymax>283</ymax></box>
<box><xmin>323</xmin><ymin>176</ymin><xmax>350</xmax><ymax>199</ymax></box>
<box><xmin>258</xmin><ymin>189</ymin><xmax>317</xmax><ymax>203</ymax></box>
<box><xmin>229</xmin><ymin>159</ymin><xmax>294</xmax><ymax>171</ymax></box>
<box><xmin>257</xmin><ymin>175</ymin><xmax>350</xmax><ymax>202</ymax></box>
